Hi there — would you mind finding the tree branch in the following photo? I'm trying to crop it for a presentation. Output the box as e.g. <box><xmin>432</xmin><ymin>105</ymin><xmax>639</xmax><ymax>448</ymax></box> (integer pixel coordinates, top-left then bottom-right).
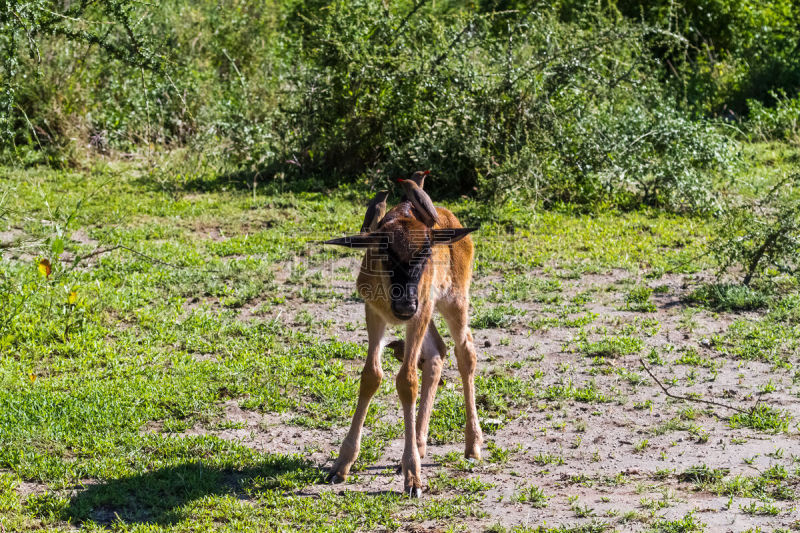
<box><xmin>639</xmin><ymin>357</ymin><xmax>749</xmax><ymax>415</ymax></box>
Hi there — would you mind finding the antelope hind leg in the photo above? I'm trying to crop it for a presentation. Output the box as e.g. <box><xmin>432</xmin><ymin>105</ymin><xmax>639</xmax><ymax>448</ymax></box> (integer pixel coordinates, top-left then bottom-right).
<box><xmin>442</xmin><ymin>303</ymin><xmax>483</xmax><ymax>460</ymax></box>
<box><xmin>415</xmin><ymin>320</ymin><xmax>446</xmax><ymax>458</ymax></box>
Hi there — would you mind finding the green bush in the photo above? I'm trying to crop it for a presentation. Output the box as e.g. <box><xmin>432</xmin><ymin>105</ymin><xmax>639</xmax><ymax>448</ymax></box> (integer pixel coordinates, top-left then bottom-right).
<box><xmin>710</xmin><ymin>175</ymin><xmax>800</xmax><ymax>285</ymax></box>
<box><xmin>2</xmin><ymin>0</ymin><xmax>285</xmax><ymax>168</ymax></box>
<box><xmin>746</xmin><ymin>91</ymin><xmax>800</xmax><ymax>143</ymax></box>
<box><xmin>286</xmin><ymin>1</ymin><xmax>735</xmax><ymax>210</ymax></box>
<box><xmin>567</xmin><ymin>0</ymin><xmax>800</xmax><ymax>116</ymax></box>
<box><xmin>1</xmin><ymin>0</ymin><xmax>167</xmax><ymax>152</ymax></box>
<box><xmin>0</xmin><ymin>0</ymin><xmax>759</xmax><ymax>212</ymax></box>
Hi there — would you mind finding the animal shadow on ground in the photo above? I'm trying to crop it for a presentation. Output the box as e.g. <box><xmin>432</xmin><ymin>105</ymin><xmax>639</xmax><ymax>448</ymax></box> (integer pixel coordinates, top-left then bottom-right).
<box><xmin>65</xmin><ymin>455</ymin><xmax>325</xmax><ymax>526</ymax></box>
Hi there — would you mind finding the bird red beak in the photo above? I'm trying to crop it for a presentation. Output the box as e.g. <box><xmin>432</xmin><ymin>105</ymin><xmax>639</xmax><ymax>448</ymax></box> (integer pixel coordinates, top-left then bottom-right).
<box><xmin>397</xmin><ymin>178</ymin><xmax>405</xmax><ymax>183</ymax></box>
<box><xmin>423</xmin><ymin>170</ymin><xmax>430</xmax><ymax>175</ymax></box>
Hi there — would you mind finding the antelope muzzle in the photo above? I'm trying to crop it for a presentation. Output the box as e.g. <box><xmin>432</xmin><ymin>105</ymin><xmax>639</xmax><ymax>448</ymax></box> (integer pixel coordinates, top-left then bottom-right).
<box><xmin>390</xmin><ymin>283</ymin><xmax>418</xmax><ymax>320</ymax></box>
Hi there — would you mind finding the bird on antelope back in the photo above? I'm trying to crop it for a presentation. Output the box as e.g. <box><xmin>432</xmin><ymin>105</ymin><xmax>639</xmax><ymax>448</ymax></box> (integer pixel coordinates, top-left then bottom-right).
<box><xmin>360</xmin><ymin>171</ymin><xmax>427</xmax><ymax>233</ymax></box>
<box><xmin>398</xmin><ymin>175</ymin><xmax>439</xmax><ymax>228</ymax></box>
<box><xmin>360</xmin><ymin>190</ymin><xmax>390</xmax><ymax>233</ymax></box>
<box><xmin>323</xmin><ymin>171</ymin><xmax>483</xmax><ymax>498</ymax></box>
<box><xmin>408</xmin><ymin>169</ymin><xmax>429</xmax><ymax>188</ymax></box>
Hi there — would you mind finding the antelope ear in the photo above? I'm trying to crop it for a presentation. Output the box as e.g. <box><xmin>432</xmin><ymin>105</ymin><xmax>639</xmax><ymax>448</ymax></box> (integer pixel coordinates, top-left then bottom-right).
<box><xmin>323</xmin><ymin>233</ymin><xmax>388</xmax><ymax>248</ymax></box>
<box><xmin>431</xmin><ymin>227</ymin><xmax>479</xmax><ymax>245</ymax></box>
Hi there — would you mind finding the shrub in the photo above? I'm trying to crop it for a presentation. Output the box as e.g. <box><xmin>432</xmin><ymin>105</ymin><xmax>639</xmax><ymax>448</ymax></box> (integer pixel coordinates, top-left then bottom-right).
<box><xmin>286</xmin><ymin>2</ymin><xmax>736</xmax><ymax>211</ymax></box>
<box><xmin>1</xmin><ymin>1</ymin><xmax>743</xmax><ymax>212</ymax></box>
<box><xmin>1</xmin><ymin>0</ymin><xmax>166</xmax><ymax>151</ymax></box>
<box><xmin>746</xmin><ymin>90</ymin><xmax>800</xmax><ymax>143</ymax></box>
<box><xmin>1</xmin><ymin>0</ymin><xmax>285</xmax><ymax>169</ymax></box>
<box><xmin>582</xmin><ymin>0</ymin><xmax>800</xmax><ymax>116</ymax></box>
<box><xmin>710</xmin><ymin>174</ymin><xmax>800</xmax><ymax>285</ymax></box>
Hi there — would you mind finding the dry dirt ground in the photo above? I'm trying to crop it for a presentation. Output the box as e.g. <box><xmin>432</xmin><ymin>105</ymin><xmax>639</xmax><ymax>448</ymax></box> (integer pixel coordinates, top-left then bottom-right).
<box><xmin>187</xmin><ymin>255</ymin><xmax>800</xmax><ymax>532</ymax></box>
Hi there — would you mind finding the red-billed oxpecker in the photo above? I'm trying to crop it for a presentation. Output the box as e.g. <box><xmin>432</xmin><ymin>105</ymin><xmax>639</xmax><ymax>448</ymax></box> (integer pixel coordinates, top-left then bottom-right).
<box><xmin>360</xmin><ymin>190</ymin><xmax>390</xmax><ymax>233</ymax></box>
<box><xmin>397</xmin><ymin>177</ymin><xmax>439</xmax><ymax>228</ymax></box>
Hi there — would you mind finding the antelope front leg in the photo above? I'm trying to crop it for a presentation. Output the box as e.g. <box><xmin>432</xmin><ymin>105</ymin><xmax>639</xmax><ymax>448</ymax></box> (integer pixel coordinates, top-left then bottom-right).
<box><xmin>327</xmin><ymin>305</ymin><xmax>386</xmax><ymax>483</ymax></box>
<box><xmin>396</xmin><ymin>308</ymin><xmax>432</xmax><ymax>497</ymax></box>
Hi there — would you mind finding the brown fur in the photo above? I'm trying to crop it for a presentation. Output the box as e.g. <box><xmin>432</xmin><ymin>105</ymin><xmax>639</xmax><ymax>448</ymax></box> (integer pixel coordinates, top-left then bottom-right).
<box><xmin>325</xmin><ymin>199</ymin><xmax>483</xmax><ymax>497</ymax></box>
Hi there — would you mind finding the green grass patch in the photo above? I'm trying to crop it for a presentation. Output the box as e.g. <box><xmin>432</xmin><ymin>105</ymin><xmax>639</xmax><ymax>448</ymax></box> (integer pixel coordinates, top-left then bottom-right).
<box><xmin>674</xmin><ymin>348</ymin><xmax>718</xmax><ymax>369</ymax></box>
<box><xmin>542</xmin><ymin>381</ymin><xmax>610</xmax><ymax>403</ymax></box>
<box><xmin>624</xmin><ymin>285</ymin><xmax>656</xmax><ymax>312</ymax></box>
<box><xmin>645</xmin><ymin>512</ymin><xmax>706</xmax><ymax>532</ymax></box>
<box><xmin>471</xmin><ymin>304</ymin><xmax>527</xmax><ymax>329</ymax></box>
<box><xmin>429</xmin><ymin>374</ymin><xmax>535</xmax><ymax>443</ymax></box>
<box><xmin>678</xmin><ymin>464</ymin><xmax>729</xmax><ymax>485</ymax></box>
<box><xmin>426</xmin><ymin>471</ymin><xmax>493</xmax><ymax>495</ymax></box>
<box><xmin>712</xmin><ymin>318</ymin><xmax>799</xmax><ymax>364</ymax></box>
<box><xmin>529</xmin><ymin>312</ymin><xmax>598</xmax><ymax>331</ymax></box>
<box><xmin>713</xmin><ymin>468</ymin><xmax>797</xmax><ymax>501</ymax></box>
<box><xmin>687</xmin><ymin>283</ymin><xmax>770</xmax><ymax>312</ymax></box>
<box><xmin>512</xmin><ymin>484</ymin><xmax>549</xmax><ymax>507</ymax></box>
<box><xmin>489</xmin><ymin>275</ymin><xmax>562</xmax><ymax>303</ymax></box>
<box><xmin>580</xmin><ymin>336</ymin><xmax>644</xmax><ymax>358</ymax></box>
<box><xmin>729</xmin><ymin>404</ymin><xmax>793</xmax><ymax>433</ymax></box>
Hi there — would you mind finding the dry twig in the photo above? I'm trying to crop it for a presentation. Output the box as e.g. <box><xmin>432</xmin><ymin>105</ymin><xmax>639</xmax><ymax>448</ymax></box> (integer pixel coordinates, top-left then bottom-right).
<box><xmin>639</xmin><ymin>357</ymin><xmax>749</xmax><ymax>415</ymax></box>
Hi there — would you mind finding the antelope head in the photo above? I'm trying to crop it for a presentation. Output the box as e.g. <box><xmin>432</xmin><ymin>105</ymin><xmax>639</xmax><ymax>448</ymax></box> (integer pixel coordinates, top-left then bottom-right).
<box><xmin>324</xmin><ymin>218</ymin><xmax>476</xmax><ymax>320</ymax></box>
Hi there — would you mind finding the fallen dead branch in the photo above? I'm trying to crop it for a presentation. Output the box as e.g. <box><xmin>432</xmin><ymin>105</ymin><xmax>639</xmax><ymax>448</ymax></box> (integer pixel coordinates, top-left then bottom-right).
<box><xmin>639</xmin><ymin>357</ymin><xmax>750</xmax><ymax>415</ymax></box>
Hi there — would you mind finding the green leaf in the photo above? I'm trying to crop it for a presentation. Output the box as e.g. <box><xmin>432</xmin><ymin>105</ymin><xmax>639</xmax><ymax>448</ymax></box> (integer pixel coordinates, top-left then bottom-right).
<box><xmin>51</xmin><ymin>238</ymin><xmax>64</xmax><ymax>257</ymax></box>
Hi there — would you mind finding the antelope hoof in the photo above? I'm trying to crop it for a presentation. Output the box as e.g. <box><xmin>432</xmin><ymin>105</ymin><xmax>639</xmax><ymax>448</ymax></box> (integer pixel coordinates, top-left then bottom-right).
<box><xmin>326</xmin><ymin>471</ymin><xmax>346</xmax><ymax>484</ymax></box>
<box><xmin>465</xmin><ymin>441</ymin><xmax>482</xmax><ymax>461</ymax></box>
<box><xmin>465</xmin><ymin>448</ymin><xmax>482</xmax><ymax>461</ymax></box>
<box><xmin>405</xmin><ymin>486</ymin><xmax>423</xmax><ymax>498</ymax></box>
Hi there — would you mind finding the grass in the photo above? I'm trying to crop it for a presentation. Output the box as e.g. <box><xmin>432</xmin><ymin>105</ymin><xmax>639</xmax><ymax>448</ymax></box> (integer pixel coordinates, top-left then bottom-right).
<box><xmin>471</xmin><ymin>303</ymin><xmax>527</xmax><ymax>329</ymax></box>
<box><xmin>542</xmin><ymin>381</ymin><xmax>611</xmax><ymax>403</ymax></box>
<box><xmin>529</xmin><ymin>312</ymin><xmax>597</xmax><ymax>331</ymax></box>
<box><xmin>512</xmin><ymin>485</ymin><xmax>549</xmax><ymax>507</ymax></box>
<box><xmin>428</xmin><ymin>374</ymin><xmax>536</xmax><ymax>443</ymax></box>
<box><xmin>624</xmin><ymin>285</ymin><xmax>657</xmax><ymax>312</ymax></box>
<box><xmin>2</xmin><ymin>146</ymin><xmax>800</xmax><ymax>530</ymax></box>
<box><xmin>712</xmin><ymin>318</ymin><xmax>799</xmax><ymax>364</ymax></box>
<box><xmin>729</xmin><ymin>405</ymin><xmax>793</xmax><ymax>433</ymax></box>
<box><xmin>645</xmin><ymin>512</ymin><xmax>706</xmax><ymax>532</ymax></box>
<box><xmin>579</xmin><ymin>335</ymin><xmax>645</xmax><ymax>358</ymax></box>
<box><xmin>678</xmin><ymin>465</ymin><xmax>729</xmax><ymax>485</ymax></box>
<box><xmin>426</xmin><ymin>471</ymin><xmax>493</xmax><ymax>495</ymax></box>
<box><xmin>488</xmin><ymin>275</ymin><xmax>562</xmax><ymax>303</ymax></box>
<box><xmin>687</xmin><ymin>283</ymin><xmax>771</xmax><ymax>312</ymax></box>
<box><xmin>714</xmin><ymin>469</ymin><xmax>797</xmax><ymax>501</ymax></box>
<box><xmin>674</xmin><ymin>348</ymin><xmax>718</xmax><ymax>369</ymax></box>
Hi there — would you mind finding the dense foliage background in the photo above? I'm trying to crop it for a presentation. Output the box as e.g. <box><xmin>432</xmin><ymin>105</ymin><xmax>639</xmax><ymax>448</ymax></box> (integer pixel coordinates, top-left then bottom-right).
<box><xmin>2</xmin><ymin>0</ymin><xmax>799</xmax><ymax>211</ymax></box>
